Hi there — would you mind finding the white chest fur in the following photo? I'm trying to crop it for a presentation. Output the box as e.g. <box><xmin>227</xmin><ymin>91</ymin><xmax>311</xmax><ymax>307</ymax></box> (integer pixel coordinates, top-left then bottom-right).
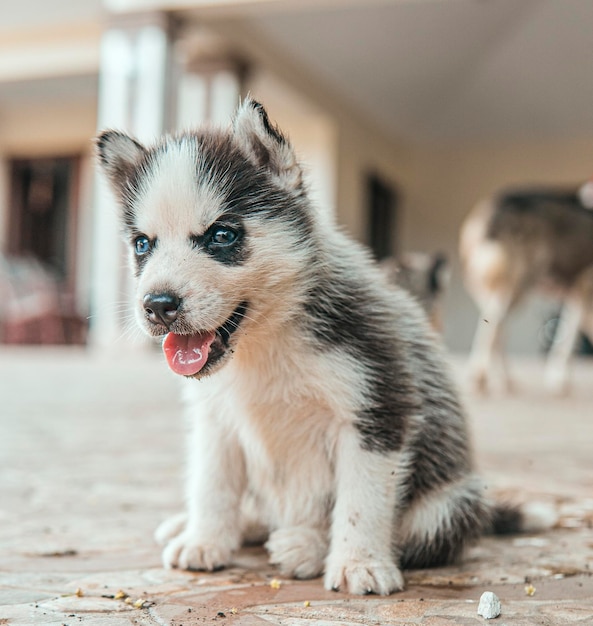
<box><xmin>182</xmin><ymin>338</ymin><xmax>366</xmax><ymax>530</ymax></box>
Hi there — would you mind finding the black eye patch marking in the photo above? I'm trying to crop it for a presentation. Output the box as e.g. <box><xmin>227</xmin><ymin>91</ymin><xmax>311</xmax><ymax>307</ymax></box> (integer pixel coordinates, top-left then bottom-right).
<box><xmin>190</xmin><ymin>220</ymin><xmax>249</xmax><ymax>266</ymax></box>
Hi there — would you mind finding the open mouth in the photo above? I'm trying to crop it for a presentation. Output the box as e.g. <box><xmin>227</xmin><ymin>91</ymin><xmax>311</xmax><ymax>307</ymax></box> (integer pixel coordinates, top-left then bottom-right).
<box><xmin>162</xmin><ymin>302</ymin><xmax>248</xmax><ymax>377</ymax></box>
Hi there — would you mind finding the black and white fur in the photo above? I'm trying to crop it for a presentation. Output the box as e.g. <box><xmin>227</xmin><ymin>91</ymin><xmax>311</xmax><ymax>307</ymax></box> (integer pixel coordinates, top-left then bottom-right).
<box><xmin>96</xmin><ymin>99</ymin><xmax>552</xmax><ymax>595</ymax></box>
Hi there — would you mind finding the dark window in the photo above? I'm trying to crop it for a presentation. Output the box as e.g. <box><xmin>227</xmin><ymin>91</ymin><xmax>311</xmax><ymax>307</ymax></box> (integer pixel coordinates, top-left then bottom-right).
<box><xmin>8</xmin><ymin>157</ymin><xmax>78</xmax><ymax>279</ymax></box>
<box><xmin>367</xmin><ymin>174</ymin><xmax>398</xmax><ymax>260</ymax></box>
<box><xmin>4</xmin><ymin>155</ymin><xmax>87</xmax><ymax>344</ymax></box>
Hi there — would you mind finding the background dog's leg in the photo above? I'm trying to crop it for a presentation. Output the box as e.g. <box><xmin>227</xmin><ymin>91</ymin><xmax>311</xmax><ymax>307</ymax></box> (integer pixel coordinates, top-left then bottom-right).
<box><xmin>324</xmin><ymin>426</ymin><xmax>403</xmax><ymax>595</ymax></box>
<box><xmin>468</xmin><ymin>292</ymin><xmax>513</xmax><ymax>393</ymax></box>
<box><xmin>544</xmin><ymin>297</ymin><xmax>584</xmax><ymax>395</ymax></box>
<box><xmin>161</xmin><ymin>406</ymin><xmax>246</xmax><ymax>571</ymax></box>
<box><xmin>581</xmin><ymin>275</ymin><xmax>593</xmax><ymax>353</ymax></box>
<box><xmin>494</xmin><ymin>328</ymin><xmax>515</xmax><ymax>393</ymax></box>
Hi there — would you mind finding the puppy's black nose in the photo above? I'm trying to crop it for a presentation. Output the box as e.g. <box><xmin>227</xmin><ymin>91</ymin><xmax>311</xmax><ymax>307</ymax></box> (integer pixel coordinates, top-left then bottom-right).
<box><xmin>143</xmin><ymin>293</ymin><xmax>181</xmax><ymax>328</ymax></box>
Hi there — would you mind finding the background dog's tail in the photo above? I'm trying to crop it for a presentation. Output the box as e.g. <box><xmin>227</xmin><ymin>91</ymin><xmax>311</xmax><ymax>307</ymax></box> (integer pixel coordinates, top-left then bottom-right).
<box><xmin>487</xmin><ymin>501</ymin><xmax>558</xmax><ymax>535</ymax></box>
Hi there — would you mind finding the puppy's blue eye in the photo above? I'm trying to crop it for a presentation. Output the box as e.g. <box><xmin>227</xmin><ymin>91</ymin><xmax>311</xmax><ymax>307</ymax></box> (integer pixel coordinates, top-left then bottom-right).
<box><xmin>134</xmin><ymin>236</ymin><xmax>151</xmax><ymax>255</ymax></box>
<box><xmin>210</xmin><ymin>227</ymin><xmax>238</xmax><ymax>247</ymax></box>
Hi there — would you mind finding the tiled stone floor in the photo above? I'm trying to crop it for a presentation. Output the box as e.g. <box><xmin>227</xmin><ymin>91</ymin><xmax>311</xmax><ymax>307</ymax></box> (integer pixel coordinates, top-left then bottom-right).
<box><xmin>1</xmin><ymin>346</ymin><xmax>592</xmax><ymax>625</ymax></box>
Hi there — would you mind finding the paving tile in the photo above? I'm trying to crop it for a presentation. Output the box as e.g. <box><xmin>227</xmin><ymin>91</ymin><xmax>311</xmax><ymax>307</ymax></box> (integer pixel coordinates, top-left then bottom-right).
<box><xmin>1</xmin><ymin>348</ymin><xmax>592</xmax><ymax>625</ymax></box>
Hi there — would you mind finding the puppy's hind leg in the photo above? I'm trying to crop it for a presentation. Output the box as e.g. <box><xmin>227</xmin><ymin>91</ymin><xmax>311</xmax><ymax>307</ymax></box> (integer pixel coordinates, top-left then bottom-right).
<box><xmin>155</xmin><ymin>512</ymin><xmax>187</xmax><ymax>546</ymax></box>
<box><xmin>266</xmin><ymin>526</ymin><xmax>328</xmax><ymax>580</ymax></box>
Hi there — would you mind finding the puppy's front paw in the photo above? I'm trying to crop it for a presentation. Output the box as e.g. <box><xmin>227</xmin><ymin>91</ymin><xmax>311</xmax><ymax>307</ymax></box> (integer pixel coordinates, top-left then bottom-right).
<box><xmin>161</xmin><ymin>530</ymin><xmax>234</xmax><ymax>571</ymax></box>
<box><xmin>324</xmin><ymin>556</ymin><xmax>404</xmax><ymax>595</ymax></box>
<box><xmin>265</xmin><ymin>527</ymin><xmax>326</xmax><ymax>579</ymax></box>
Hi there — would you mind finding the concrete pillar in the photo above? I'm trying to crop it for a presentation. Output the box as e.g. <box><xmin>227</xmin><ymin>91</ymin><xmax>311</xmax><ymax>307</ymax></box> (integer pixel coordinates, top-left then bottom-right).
<box><xmin>90</xmin><ymin>12</ymin><xmax>174</xmax><ymax>349</ymax></box>
<box><xmin>175</xmin><ymin>29</ymin><xmax>247</xmax><ymax>130</ymax></box>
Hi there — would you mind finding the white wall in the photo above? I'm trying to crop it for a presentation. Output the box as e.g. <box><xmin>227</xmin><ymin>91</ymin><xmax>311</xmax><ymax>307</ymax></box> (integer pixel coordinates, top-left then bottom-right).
<box><xmin>0</xmin><ymin>100</ymin><xmax>97</xmax><ymax>156</ymax></box>
<box><xmin>245</xmin><ymin>67</ymin><xmax>418</xmax><ymax>257</ymax></box>
<box><xmin>211</xmin><ymin>19</ymin><xmax>416</xmax><ymax>245</ymax></box>
<box><xmin>247</xmin><ymin>70</ymin><xmax>339</xmax><ymax>219</ymax></box>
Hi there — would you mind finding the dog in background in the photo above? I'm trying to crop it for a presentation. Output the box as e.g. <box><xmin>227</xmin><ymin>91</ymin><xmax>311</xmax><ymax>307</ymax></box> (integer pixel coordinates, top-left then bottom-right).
<box><xmin>97</xmin><ymin>99</ymin><xmax>553</xmax><ymax>595</ymax></box>
<box><xmin>460</xmin><ymin>183</ymin><xmax>593</xmax><ymax>394</ymax></box>
<box><xmin>381</xmin><ymin>252</ymin><xmax>449</xmax><ymax>333</ymax></box>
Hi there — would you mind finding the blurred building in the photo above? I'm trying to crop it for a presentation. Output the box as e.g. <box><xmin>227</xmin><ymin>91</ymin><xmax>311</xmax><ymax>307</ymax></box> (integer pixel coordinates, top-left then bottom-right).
<box><xmin>1</xmin><ymin>0</ymin><xmax>593</xmax><ymax>352</ymax></box>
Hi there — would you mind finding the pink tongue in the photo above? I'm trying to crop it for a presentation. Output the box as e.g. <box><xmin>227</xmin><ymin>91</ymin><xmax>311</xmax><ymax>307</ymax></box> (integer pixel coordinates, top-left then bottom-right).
<box><xmin>162</xmin><ymin>332</ymin><xmax>216</xmax><ymax>376</ymax></box>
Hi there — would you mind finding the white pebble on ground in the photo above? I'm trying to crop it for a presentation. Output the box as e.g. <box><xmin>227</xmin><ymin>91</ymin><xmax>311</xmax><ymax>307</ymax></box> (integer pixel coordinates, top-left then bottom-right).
<box><xmin>477</xmin><ymin>591</ymin><xmax>502</xmax><ymax>619</ymax></box>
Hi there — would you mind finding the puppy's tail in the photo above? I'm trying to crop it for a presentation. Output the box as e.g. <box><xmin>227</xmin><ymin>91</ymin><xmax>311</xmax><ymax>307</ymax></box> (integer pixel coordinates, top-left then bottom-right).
<box><xmin>487</xmin><ymin>501</ymin><xmax>558</xmax><ymax>536</ymax></box>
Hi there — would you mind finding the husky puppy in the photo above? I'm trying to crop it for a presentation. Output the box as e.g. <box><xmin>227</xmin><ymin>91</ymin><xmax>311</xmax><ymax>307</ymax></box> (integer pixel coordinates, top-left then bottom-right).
<box><xmin>97</xmin><ymin>100</ymin><xmax>549</xmax><ymax>595</ymax></box>
<box><xmin>461</xmin><ymin>186</ymin><xmax>593</xmax><ymax>394</ymax></box>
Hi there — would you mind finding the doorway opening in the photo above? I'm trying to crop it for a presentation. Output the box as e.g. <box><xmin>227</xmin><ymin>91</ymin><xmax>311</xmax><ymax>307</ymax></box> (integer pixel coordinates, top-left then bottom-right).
<box><xmin>2</xmin><ymin>156</ymin><xmax>87</xmax><ymax>344</ymax></box>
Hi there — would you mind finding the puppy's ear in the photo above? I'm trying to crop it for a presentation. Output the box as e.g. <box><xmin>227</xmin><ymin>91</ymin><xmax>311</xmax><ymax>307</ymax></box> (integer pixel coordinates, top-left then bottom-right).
<box><xmin>95</xmin><ymin>130</ymin><xmax>146</xmax><ymax>194</ymax></box>
<box><xmin>233</xmin><ymin>98</ymin><xmax>302</xmax><ymax>191</ymax></box>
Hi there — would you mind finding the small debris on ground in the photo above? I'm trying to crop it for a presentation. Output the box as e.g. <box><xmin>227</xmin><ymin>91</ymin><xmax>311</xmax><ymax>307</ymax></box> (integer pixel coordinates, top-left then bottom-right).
<box><xmin>477</xmin><ymin>591</ymin><xmax>501</xmax><ymax>619</ymax></box>
<box><xmin>39</xmin><ymin>549</ymin><xmax>78</xmax><ymax>558</ymax></box>
<box><xmin>525</xmin><ymin>584</ymin><xmax>536</xmax><ymax>596</ymax></box>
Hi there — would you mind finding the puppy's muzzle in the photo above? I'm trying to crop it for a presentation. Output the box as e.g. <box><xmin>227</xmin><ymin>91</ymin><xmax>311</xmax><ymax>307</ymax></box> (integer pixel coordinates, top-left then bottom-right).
<box><xmin>143</xmin><ymin>292</ymin><xmax>180</xmax><ymax>329</ymax></box>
